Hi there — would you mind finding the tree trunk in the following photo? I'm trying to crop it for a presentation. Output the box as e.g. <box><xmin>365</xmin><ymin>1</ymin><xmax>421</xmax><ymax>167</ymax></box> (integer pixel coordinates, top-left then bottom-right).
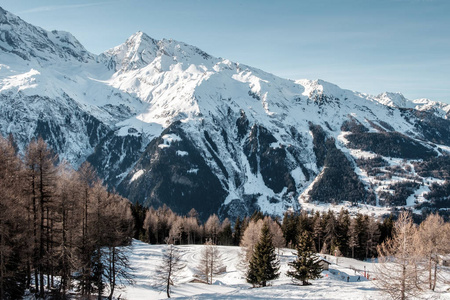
<box><xmin>39</xmin><ymin>162</ymin><xmax>45</xmax><ymax>298</ymax></box>
<box><xmin>428</xmin><ymin>257</ymin><xmax>432</xmax><ymax>290</ymax></box>
<box><xmin>166</xmin><ymin>275</ymin><xmax>171</xmax><ymax>298</ymax></box>
<box><xmin>167</xmin><ymin>254</ymin><xmax>173</xmax><ymax>298</ymax></box>
<box><xmin>432</xmin><ymin>262</ymin><xmax>437</xmax><ymax>291</ymax></box>
<box><xmin>32</xmin><ymin>175</ymin><xmax>39</xmax><ymax>296</ymax></box>
<box><xmin>0</xmin><ymin>227</ymin><xmax>4</xmax><ymax>300</ymax></box>
<box><xmin>401</xmin><ymin>264</ymin><xmax>406</xmax><ymax>300</ymax></box>
<box><xmin>39</xmin><ymin>193</ymin><xmax>45</xmax><ymax>298</ymax></box>
<box><xmin>46</xmin><ymin>208</ymin><xmax>50</xmax><ymax>290</ymax></box>
<box><xmin>108</xmin><ymin>247</ymin><xmax>116</xmax><ymax>300</ymax></box>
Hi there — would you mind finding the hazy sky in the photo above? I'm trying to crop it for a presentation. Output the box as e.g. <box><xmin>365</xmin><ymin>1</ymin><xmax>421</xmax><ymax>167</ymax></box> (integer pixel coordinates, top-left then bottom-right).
<box><xmin>2</xmin><ymin>0</ymin><xmax>450</xmax><ymax>104</ymax></box>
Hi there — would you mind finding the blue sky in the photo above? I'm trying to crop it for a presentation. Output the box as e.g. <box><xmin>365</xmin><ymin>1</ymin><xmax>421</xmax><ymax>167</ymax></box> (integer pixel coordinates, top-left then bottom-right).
<box><xmin>2</xmin><ymin>0</ymin><xmax>450</xmax><ymax>104</ymax></box>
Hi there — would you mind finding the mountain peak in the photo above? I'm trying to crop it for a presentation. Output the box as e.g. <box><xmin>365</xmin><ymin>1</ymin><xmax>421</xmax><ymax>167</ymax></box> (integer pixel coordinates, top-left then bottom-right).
<box><xmin>102</xmin><ymin>31</ymin><xmax>215</xmax><ymax>72</ymax></box>
<box><xmin>0</xmin><ymin>7</ymin><xmax>93</xmax><ymax>63</ymax></box>
<box><xmin>0</xmin><ymin>6</ymin><xmax>7</xmax><ymax>17</ymax></box>
<box><xmin>102</xmin><ymin>31</ymin><xmax>159</xmax><ymax>71</ymax></box>
<box><xmin>127</xmin><ymin>31</ymin><xmax>156</xmax><ymax>44</ymax></box>
<box><xmin>375</xmin><ymin>92</ymin><xmax>408</xmax><ymax>108</ymax></box>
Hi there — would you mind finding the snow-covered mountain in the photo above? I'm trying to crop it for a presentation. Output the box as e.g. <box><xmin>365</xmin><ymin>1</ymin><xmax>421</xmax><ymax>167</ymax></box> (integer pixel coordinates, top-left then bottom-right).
<box><xmin>1</xmin><ymin>7</ymin><xmax>449</xmax><ymax>220</ymax></box>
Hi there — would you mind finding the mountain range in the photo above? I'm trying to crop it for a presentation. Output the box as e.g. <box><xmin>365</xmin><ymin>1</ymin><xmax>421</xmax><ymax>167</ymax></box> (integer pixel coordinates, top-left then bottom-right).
<box><xmin>1</xmin><ymin>7</ymin><xmax>449</xmax><ymax>220</ymax></box>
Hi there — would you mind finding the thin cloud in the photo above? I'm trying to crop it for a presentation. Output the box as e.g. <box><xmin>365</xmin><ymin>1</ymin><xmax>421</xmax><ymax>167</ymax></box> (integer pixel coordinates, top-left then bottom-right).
<box><xmin>19</xmin><ymin>2</ymin><xmax>114</xmax><ymax>14</ymax></box>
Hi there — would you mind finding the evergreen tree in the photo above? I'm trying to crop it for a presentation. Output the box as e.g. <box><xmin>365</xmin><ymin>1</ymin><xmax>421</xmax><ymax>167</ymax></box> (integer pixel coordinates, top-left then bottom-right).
<box><xmin>281</xmin><ymin>211</ymin><xmax>298</xmax><ymax>247</ymax></box>
<box><xmin>354</xmin><ymin>213</ymin><xmax>368</xmax><ymax>259</ymax></box>
<box><xmin>379</xmin><ymin>214</ymin><xmax>394</xmax><ymax>244</ymax></box>
<box><xmin>312</xmin><ymin>211</ymin><xmax>324</xmax><ymax>252</ymax></box>
<box><xmin>336</xmin><ymin>209</ymin><xmax>350</xmax><ymax>256</ymax></box>
<box><xmin>286</xmin><ymin>231</ymin><xmax>323</xmax><ymax>285</ymax></box>
<box><xmin>324</xmin><ymin>210</ymin><xmax>337</xmax><ymax>253</ymax></box>
<box><xmin>246</xmin><ymin>222</ymin><xmax>280</xmax><ymax>287</ymax></box>
<box><xmin>250</xmin><ymin>210</ymin><xmax>264</xmax><ymax>222</ymax></box>
<box><xmin>218</xmin><ymin>218</ymin><xmax>233</xmax><ymax>246</ymax></box>
<box><xmin>131</xmin><ymin>201</ymin><xmax>147</xmax><ymax>240</ymax></box>
<box><xmin>233</xmin><ymin>217</ymin><xmax>242</xmax><ymax>246</ymax></box>
<box><xmin>348</xmin><ymin>219</ymin><xmax>359</xmax><ymax>259</ymax></box>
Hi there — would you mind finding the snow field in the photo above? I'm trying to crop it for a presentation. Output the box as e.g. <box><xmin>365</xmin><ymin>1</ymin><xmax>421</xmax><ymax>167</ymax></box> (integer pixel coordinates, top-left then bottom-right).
<box><xmin>122</xmin><ymin>240</ymin><xmax>386</xmax><ymax>299</ymax></box>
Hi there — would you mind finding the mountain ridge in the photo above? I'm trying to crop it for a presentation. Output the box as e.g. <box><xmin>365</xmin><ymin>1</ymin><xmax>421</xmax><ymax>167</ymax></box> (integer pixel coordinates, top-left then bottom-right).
<box><xmin>1</xmin><ymin>6</ymin><xmax>449</xmax><ymax>220</ymax></box>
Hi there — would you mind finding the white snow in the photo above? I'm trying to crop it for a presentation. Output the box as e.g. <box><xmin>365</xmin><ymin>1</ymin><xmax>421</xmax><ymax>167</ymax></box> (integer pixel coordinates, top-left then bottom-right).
<box><xmin>121</xmin><ymin>240</ymin><xmax>387</xmax><ymax>300</ymax></box>
<box><xmin>159</xmin><ymin>134</ymin><xmax>182</xmax><ymax>148</ymax></box>
<box><xmin>187</xmin><ymin>168</ymin><xmax>199</xmax><ymax>174</ymax></box>
<box><xmin>0</xmin><ymin>68</ymin><xmax>40</xmax><ymax>92</ymax></box>
<box><xmin>176</xmin><ymin>150</ymin><xmax>189</xmax><ymax>156</ymax></box>
<box><xmin>119</xmin><ymin>239</ymin><xmax>450</xmax><ymax>300</ymax></box>
<box><xmin>1</xmin><ymin>6</ymin><xmax>449</xmax><ymax>216</ymax></box>
<box><xmin>131</xmin><ymin>170</ymin><xmax>145</xmax><ymax>182</ymax></box>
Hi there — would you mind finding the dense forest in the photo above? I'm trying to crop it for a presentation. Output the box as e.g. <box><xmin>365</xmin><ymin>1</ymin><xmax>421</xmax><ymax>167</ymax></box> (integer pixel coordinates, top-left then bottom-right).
<box><xmin>0</xmin><ymin>135</ymin><xmax>133</xmax><ymax>299</ymax></box>
<box><xmin>132</xmin><ymin>203</ymin><xmax>394</xmax><ymax>261</ymax></box>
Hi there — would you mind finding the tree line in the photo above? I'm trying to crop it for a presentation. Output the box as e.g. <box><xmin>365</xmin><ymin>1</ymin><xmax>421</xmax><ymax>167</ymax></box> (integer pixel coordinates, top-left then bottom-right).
<box><xmin>134</xmin><ymin>204</ymin><xmax>393</xmax><ymax>261</ymax></box>
<box><xmin>0</xmin><ymin>135</ymin><xmax>133</xmax><ymax>299</ymax></box>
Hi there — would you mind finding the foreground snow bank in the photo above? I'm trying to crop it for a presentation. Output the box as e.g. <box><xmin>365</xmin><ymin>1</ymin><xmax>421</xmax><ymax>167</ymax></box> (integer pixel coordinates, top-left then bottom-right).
<box><xmin>122</xmin><ymin>240</ymin><xmax>388</xmax><ymax>299</ymax></box>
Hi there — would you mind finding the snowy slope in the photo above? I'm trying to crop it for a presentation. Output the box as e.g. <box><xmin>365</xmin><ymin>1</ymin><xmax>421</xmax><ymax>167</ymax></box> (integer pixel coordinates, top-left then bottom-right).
<box><xmin>121</xmin><ymin>240</ymin><xmax>450</xmax><ymax>300</ymax></box>
<box><xmin>1</xmin><ymin>6</ymin><xmax>449</xmax><ymax>219</ymax></box>
<box><xmin>122</xmin><ymin>240</ymin><xmax>384</xmax><ymax>300</ymax></box>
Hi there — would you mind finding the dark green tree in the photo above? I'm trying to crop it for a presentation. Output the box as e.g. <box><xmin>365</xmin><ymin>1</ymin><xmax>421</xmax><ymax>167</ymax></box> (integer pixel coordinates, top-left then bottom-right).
<box><xmin>233</xmin><ymin>217</ymin><xmax>242</xmax><ymax>246</ymax></box>
<box><xmin>218</xmin><ymin>219</ymin><xmax>233</xmax><ymax>246</ymax></box>
<box><xmin>250</xmin><ymin>210</ymin><xmax>264</xmax><ymax>222</ymax></box>
<box><xmin>131</xmin><ymin>201</ymin><xmax>147</xmax><ymax>240</ymax></box>
<box><xmin>246</xmin><ymin>222</ymin><xmax>280</xmax><ymax>287</ymax></box>
<box><xmin>281</xmin><ymin>211</ymin><xmax>299</xmax><ymax>247</ymax></box>
<box><xmin>379</xmin><ymin>214</ymin><xmax>394</xmax><ymax>244</ymax></box>
<box><xmin>336</xmin><ymin>209</ymin><xmax>350</xmax><ymax>256</ymax></box>
<box><xmin>286</xmin><ymin>231</ymin><xmax>323</xmax><ymax>285</ymax></box>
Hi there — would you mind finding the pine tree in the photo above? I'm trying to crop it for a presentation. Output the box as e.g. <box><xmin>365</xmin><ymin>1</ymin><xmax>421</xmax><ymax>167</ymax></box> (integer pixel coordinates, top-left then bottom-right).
<box><xmin>287</xmin><ymin>231</ymin><xmax>323</xmax><ymax>285</ymax></box>
<box><xmin>324</xmin><ymin>210</ymin><xmax>337</xmax><ymax>253</ymax></box>
<box><xmin>281</xmin><ymin>211</ymin><xmax>298</xmax><ymax>247</ymax></box>
<box><xmin>336</xmin><ymin>209</ymin><xmax>350</xmax><ymax>256</ymax></box>
<box><xmin>246</xmin><ymin>222</ymin><xmax>280</xmax><ymax>287</ymax></box>
<box><xmin>233</xmin><ymin>217</ymin><xmax>242</xmax><ymax>246</ymax></box>
<box><xmin>312</xmin><ymin>212</ymin><xmax>324</xmax><ymax>252</ymax></box>
<box><xmin>348</xmin><ymin>218</ymin><xmax>359</xmax><ymax>259</ymax></box>
<box><xmin>218</xmin><ymin>218</ymin><xmax>233</xmax><ymax>246</ymax></box>
<box><xmin>365</xmin><ymin>216</ymin><xmax>380</xmax><ymax>259</ymax></box>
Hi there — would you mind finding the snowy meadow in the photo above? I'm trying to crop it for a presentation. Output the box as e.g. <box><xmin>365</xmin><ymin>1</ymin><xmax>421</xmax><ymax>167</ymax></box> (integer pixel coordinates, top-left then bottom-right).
<box><xmin>121</xmin><ymin>240</ymin><xmax>447</xmax><ymax>300</ymax></box>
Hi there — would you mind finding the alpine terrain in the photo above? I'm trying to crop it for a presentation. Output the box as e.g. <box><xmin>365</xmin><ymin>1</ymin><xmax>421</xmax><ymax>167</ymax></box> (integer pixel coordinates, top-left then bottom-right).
<box><xmin>1</xmin><ymin>7</ymin><xmax>449</xmax><ymax>220</ymax></box>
